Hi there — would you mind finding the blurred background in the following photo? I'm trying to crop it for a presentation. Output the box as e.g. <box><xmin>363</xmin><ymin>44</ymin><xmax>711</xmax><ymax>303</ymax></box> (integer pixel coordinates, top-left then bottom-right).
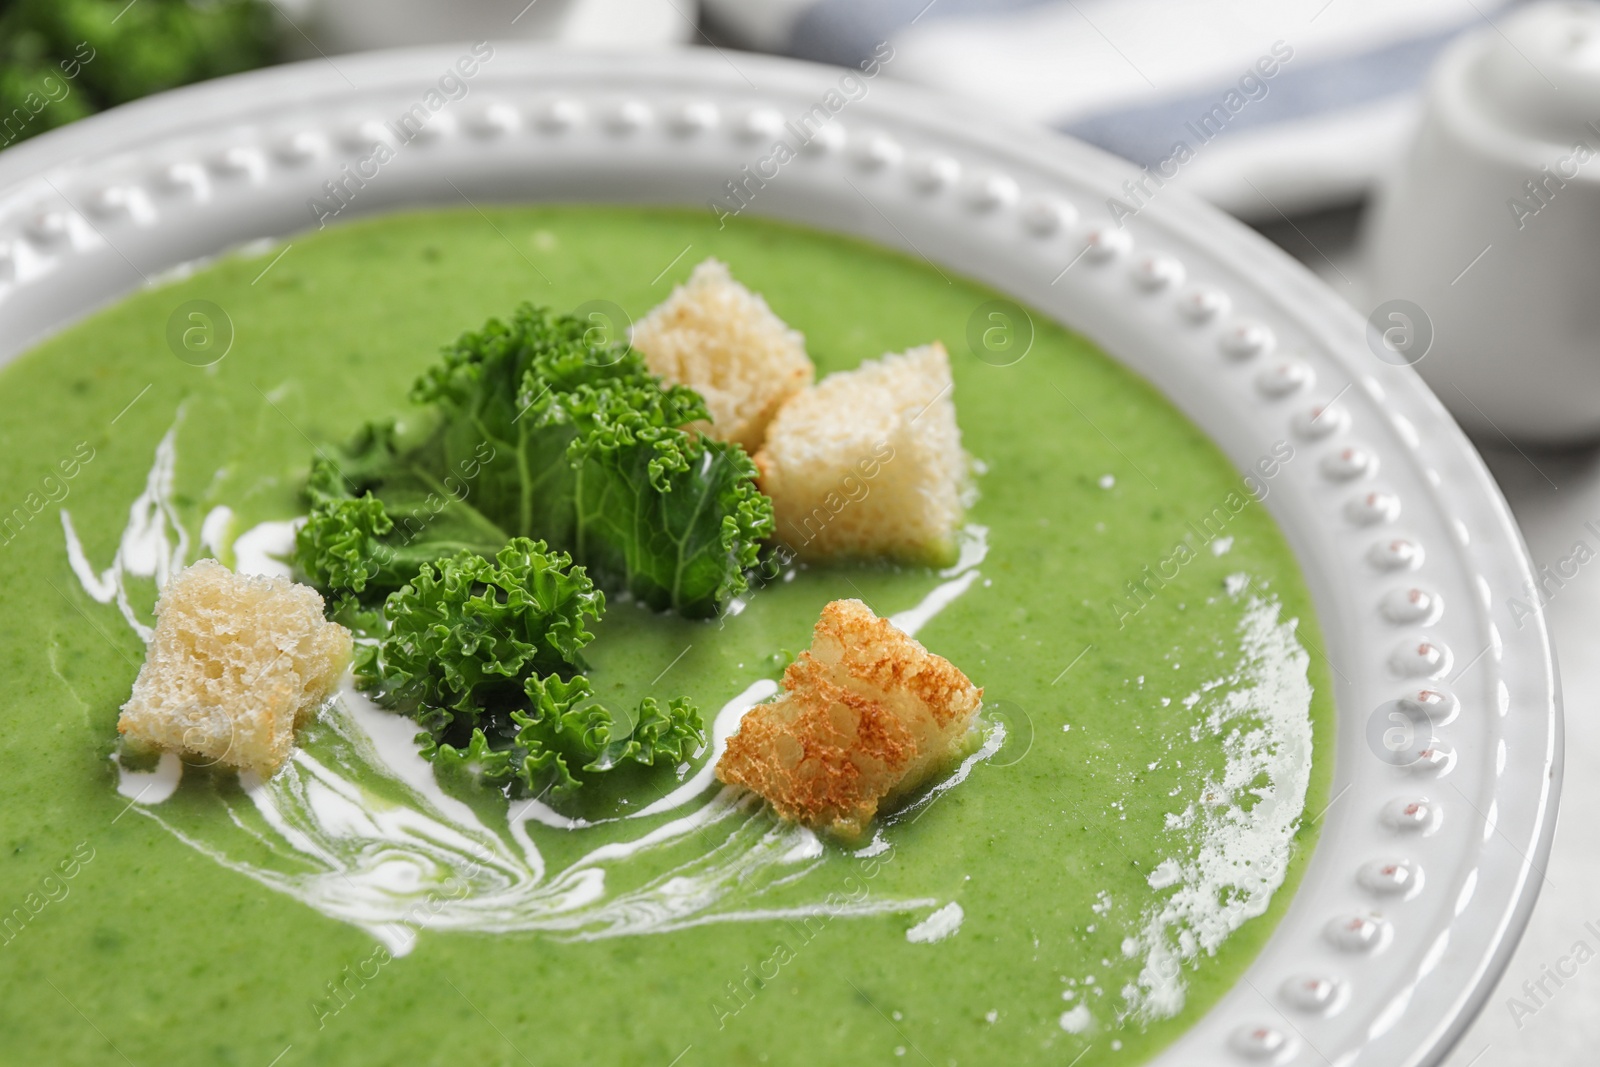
<box><xmin>0</xmin><ymin>0</ymin><xmax>1523</xmax><ymax>217</ymax></box>
<box><xmin>3</xmin><ymin>1</ymin><xmax>1597</xmax><ymax>1062</ymax></box>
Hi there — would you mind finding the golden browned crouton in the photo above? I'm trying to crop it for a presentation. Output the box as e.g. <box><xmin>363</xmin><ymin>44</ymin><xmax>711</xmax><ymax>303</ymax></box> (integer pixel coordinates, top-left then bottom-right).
<box><xmin>631</xmin><ymin>258</ymin><xmax>814</xmax><ymax>452</ymax></box>
<box><xmin>716</xmin><ymin>599</ymin><xmax>982</xmax><ymax>837</ymax></box>
<box><xmin>755</xmin><ymin>342</ymin><xmax>966</xmax><ymax>566</ymax></box>
<box><xmin>118</xmin><ymin>559</ymin><xmax>351</xmax><ymax>777</ymax></box>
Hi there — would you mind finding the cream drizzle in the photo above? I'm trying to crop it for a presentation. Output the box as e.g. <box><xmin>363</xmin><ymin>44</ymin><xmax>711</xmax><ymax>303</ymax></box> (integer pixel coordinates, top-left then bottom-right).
<box><xmin>892</xmin><ymin>525</ymin><xmax>988</xmax><ymax>637</ymax></box>
<box><xmin>231</xmin><ymin>519</ymin><xmax>298</xmax><ymax>578</ymax></box>
<box><xmin>61</xmin><ymin>423</ymin><xmax>189</xmax><ymax>640</ymax></box>
<box><xmin>199</xmin><ymin>505</ymin><xmax>233</xmax><ymax>561</ymax></box>
<box><xmin>905</xmin><ymin>901</ymin><xmax>964</xmax><ymax>943</ymax></box>
<box><xmin>113</xmin><ymin>751</ymin><xmax>183</xmax><ymax>804</ymax></box>
<box><xmin>1117</xmin><ymin>591</ymin><xmax>1315</xmax><ymax>1023</ymax></box>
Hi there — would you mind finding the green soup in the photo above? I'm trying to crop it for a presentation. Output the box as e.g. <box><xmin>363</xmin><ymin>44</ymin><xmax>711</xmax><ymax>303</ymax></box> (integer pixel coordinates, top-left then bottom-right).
<box><xmin>0</xmin><ymin>207</ymin><xmax>1332</xmax><ymax>1066</ymax></box>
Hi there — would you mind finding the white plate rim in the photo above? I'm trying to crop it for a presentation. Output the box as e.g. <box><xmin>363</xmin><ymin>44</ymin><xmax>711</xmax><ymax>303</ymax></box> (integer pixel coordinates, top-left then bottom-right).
<box><xmin>0</xmin><ymin>44</ymin><xmax>1561</xmax><ymax>1067</ymax></box>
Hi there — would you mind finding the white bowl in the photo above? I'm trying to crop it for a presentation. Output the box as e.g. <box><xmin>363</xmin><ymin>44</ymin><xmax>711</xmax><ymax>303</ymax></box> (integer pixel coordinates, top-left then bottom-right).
<box><xmin>0</xmin><ymin>45</ymin><xmax>1561</xmax><ymax>1067</ymax></box>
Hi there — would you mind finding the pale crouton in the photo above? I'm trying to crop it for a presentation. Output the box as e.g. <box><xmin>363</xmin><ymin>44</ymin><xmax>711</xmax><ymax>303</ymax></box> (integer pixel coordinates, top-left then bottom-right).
<box><xmin>755</xmin><ymin>342</ymin><xmax>965</xmax><ymax>565</ymax></box>
<box><xmin>631</xmin><ymin>258</ymin><xmax>813</xmax><ymax>452</ymax></box>
<box><xmin>118</xmin><ymin>559</ymin><xmax>351</xmax><ymax>778</ymax></box>
<box><xmin>716</xmin><ymin>599</ymin><xmax>982</xmax><ymax>837</ymax></box>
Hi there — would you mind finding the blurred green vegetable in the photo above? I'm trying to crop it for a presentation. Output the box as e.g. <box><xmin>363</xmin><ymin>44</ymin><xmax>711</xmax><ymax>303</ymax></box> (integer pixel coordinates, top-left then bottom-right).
<box><xmin>0</xmin><ymin>0</ymin><xmax>277</xmax><ymax>149</ymax></box>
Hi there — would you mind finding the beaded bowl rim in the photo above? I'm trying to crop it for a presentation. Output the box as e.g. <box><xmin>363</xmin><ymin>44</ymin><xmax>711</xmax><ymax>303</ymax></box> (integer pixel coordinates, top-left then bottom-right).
<box><xmin>0</xmin><ymin>44</ymin><xmax>1561</xmax><ymax>1067</ymax></box>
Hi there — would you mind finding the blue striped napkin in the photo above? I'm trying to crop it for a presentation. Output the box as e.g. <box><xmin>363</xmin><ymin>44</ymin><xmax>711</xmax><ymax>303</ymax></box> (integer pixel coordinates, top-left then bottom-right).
<box><xmin>703</xmin><ymin>0</ymin><xmax>1517</xmax><ymax>216</ymax></box>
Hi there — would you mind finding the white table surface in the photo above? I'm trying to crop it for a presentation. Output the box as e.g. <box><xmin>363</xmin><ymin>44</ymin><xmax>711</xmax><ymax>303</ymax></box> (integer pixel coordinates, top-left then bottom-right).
<box><xmin>1441</xmin><ymin>442</ymin><xmax>1596</xmax><ymax>1065</ymax></box>
<box><xmin>1252</xmin><ymin>205</ymin><xmax>1592</xmax><ymax>1065</ymax></box>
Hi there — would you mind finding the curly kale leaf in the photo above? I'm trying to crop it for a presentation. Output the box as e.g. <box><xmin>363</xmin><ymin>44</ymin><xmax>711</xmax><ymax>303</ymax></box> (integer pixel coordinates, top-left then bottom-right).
<box><xmin>295</xmin><ymin>458</ymin><xmax>394</xmax><ymax>595</ymax></box>
<box><xmin>294</xmin><ymin>420</ymin><xmax>510</xmax><ymax>600</ymax></box>
<box><xmin>504</xmin><ymin>676</ymin><xmax>704</xmax><ymax>797</ymax></box>
<box><xmin>295</xmin><ymin>304</ymin><xmax>772</xmax><ymax>618</ymax></box>
<box><xmin>554</xmin><ymin>381</ymin><xmax>772</xmax><ymax>618</ymax></box>
<box><xmin>414</xmin><ymin>303</ymin><xmax>775</xmax><ymax>618</ymax></box>
<box><xmin>364</xmin><ymin>538</ymin><xmax>705</xmax><ymax>798</ymax></box>
<box><xmin>294</xmin><ymin>301</ymin><xmax>749</xmax><ymax>800</ymax></box>
<box><xmin>366</xmin><ymin>539</ymin><xmax>603</xmax><ymax>724</ymax></box>
<box><xmin>608</xmin><ymin>695</ymin><xmax>705</xmax><ymax>768</ymax></box>
<box><xmin>425</xmin><ymin>729</ymin><xmax>514</xmax><ymax>792</ymax></box>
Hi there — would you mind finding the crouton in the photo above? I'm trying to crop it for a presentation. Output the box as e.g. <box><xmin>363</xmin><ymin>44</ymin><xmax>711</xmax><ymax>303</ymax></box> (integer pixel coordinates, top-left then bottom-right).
<box><xmin>631</xmin><ymin>258</ymin><xmax>813</xmax><ymax>452</ymax></box>
<box><xmin>716</xmin><ymin>599</ymin><xmax>982</xmax><ymax>837</ymax></box>
<box><xmin>117</xmin><ymin>559</ymin><xmax>351</xmax><ymax>778</ymax></box>
<box><xmin>755</xmin><ymin>342</ymin><xmax>966</xmax><ymax>565</ymax></box>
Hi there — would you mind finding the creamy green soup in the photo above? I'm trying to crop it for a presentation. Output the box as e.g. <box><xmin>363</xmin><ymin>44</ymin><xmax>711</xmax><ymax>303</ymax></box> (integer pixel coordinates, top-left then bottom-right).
<box><xmin>0</xmin><ymin>207</ymin><xmax>1331</xmax><ymax>1066</ymax></box>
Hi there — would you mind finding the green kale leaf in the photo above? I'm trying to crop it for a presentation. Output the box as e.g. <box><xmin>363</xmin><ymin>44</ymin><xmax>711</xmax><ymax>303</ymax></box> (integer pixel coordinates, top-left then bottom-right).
<box><xmin>364</xmin><ymin>538</ymin><xmax>705</xmax><ymax>799</ymax></box>
<box><xmin>295</xmin><ymin>420</ymin><xmax>510</xmax><ymax>600</ymax></box>
<box><xmin>410</xmin><ymin>302</ymin><xmax>774</xmax><ymax>618</ymax></box>
<box><xmin>294</xmin><ymin>301</ymin><xmax>752</xmax><ymax>801</ymax></box>
<box><xmin>295</xmin><ymin>305</ymin><xmax>771</xmax><ymax>617</ymax></box>
<box><xmin>368</xmin><ymin>539</ymin><xmax>603</xmax><ymax>722</ymax></box>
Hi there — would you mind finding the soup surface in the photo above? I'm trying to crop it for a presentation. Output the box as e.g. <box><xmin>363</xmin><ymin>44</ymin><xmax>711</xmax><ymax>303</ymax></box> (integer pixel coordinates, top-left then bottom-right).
<box><xmin>0</xmin><ymin>207</ymin><xmax>1332</xmax><ymax>1066</ymax></box>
